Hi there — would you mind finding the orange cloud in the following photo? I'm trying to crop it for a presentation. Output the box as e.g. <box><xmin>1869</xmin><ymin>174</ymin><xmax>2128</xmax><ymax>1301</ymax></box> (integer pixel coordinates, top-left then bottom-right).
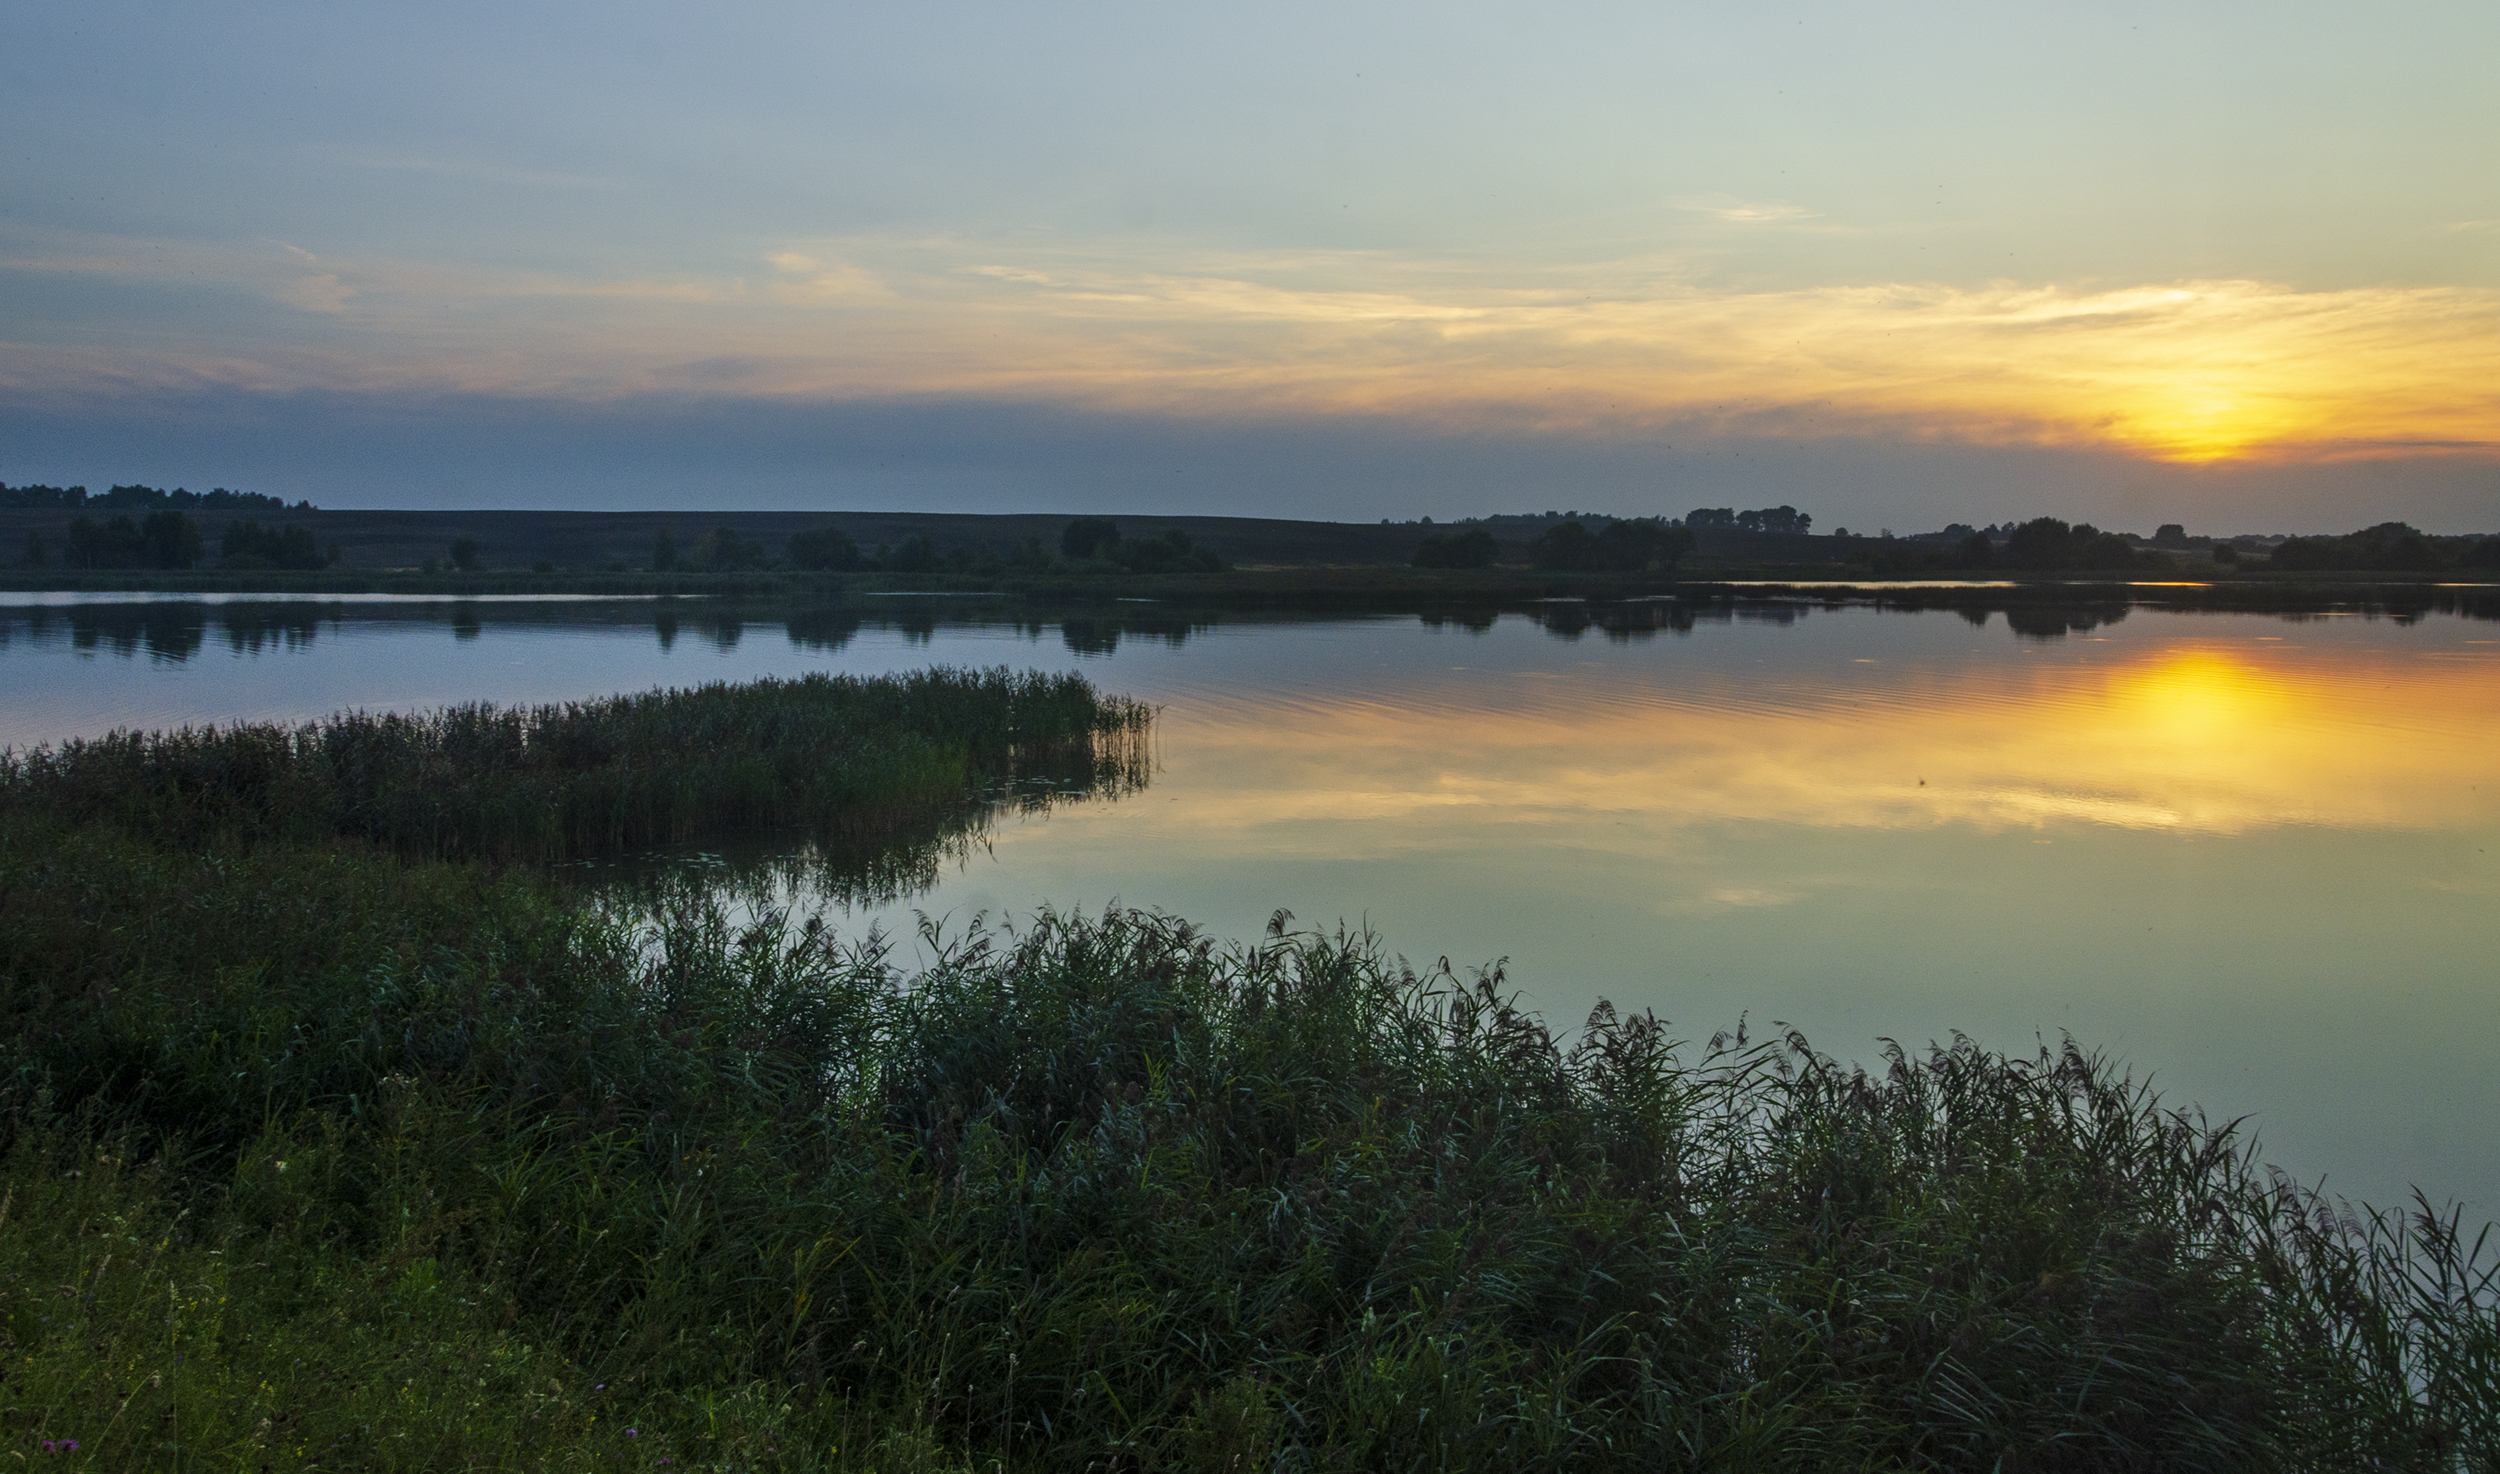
<box><xmin>6</xmin><ymin>231</ymin><xmax>2494</xmax><ymax>464</ymax></box>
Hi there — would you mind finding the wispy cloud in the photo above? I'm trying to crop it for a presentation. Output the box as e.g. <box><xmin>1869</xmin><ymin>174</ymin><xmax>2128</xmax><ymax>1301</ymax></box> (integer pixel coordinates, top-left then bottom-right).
<box><xmin>280</xmin><ymin>274</ymin><xmax>354</xmax><ymax>313</ymax></box>
<box><xmin>1670</xmin><ymin>194</ymin><xmax>1819</xmax><ymax>225</ymax></box>
<box><xmin>766</xmin><ymin>252</ymin><xmax>888</xmax><ymax>302</ymax></box>
<box><xmin>6</xmin><ymin>229</ymin><xmax>2495</xmax><ymax>465</ymax></box>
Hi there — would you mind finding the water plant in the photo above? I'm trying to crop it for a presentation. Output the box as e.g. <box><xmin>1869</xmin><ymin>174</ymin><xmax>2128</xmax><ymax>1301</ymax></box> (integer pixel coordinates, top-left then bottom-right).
<box><xmin>0</xmin><ymin>676</ymin><xmax>2489</xmax><ymax>1469</ymax></box>
<box><xmin>0</xmin><ymin>667</ymin><xmax>1150</xmax><ymax>863</ymax></box>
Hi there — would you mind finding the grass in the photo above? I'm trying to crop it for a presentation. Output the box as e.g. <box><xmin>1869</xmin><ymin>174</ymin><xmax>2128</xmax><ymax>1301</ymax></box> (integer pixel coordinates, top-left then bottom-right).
<box><xmin>0</xmin><ymin>678</ymin><xmax>2492</xmax><ymax>1469</ymax></box>
<box><xmin>0</xmin><ymin>668</ymin><xmax>1149</xmax><ymax>864</ymax></box>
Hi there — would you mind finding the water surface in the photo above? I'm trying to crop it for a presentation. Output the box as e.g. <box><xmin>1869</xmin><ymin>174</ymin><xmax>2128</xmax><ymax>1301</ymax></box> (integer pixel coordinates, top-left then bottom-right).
<box><xmin>4</xmin><ymin>593</ymin><xmax>2493</xmax><ymax>1215</ymax></box>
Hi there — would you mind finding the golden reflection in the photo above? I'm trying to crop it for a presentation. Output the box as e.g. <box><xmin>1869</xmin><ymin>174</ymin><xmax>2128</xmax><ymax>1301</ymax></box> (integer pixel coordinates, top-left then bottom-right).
<box><xmin>1098</xmin><ymin>643</ymin><xmax>2500</xmax><ymax>861</ymax></box>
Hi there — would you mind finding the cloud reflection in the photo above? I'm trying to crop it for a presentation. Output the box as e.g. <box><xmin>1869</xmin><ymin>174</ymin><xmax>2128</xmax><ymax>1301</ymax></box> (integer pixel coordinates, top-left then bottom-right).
<box><xmin>1136</xmin><ymin>644</ymin><xmax>2500</xmax><ymax>857</ymax></box>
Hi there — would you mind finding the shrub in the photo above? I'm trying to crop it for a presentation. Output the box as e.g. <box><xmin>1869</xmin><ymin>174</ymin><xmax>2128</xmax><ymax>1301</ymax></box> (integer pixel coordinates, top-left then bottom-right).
<box><xmin>788</xmin><ymin>524</ymin><xmax>862</xmax><ymax>571</ymax></box>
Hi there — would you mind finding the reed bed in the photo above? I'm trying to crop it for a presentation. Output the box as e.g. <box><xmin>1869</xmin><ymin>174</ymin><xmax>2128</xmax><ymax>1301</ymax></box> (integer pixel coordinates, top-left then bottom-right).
<box><xmin>0</xmin><ymin>823</ymin><xmax>2491</xmax><ymax>1467</ymax></box>
<box><xmin>0</xmin><ymin>676</ymin><xmax>2490</xmax><ymax>1469</ymax></box>
<box><xmin>0</xmin><ymin>667</ymin><xmax>1151</xmax><ymax>863</ymax></box>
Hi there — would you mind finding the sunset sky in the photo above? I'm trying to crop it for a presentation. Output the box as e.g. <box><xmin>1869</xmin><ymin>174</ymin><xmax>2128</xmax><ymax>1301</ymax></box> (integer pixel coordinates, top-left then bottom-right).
<box><xmin>3</xmin><ymin>1</ymin><xmax>2495</xmax><ymax>529</ymax></box>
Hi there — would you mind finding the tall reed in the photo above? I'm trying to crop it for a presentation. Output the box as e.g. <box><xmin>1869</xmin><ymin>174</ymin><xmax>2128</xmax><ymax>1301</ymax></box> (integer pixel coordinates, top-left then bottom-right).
<box><xmin>0</xmin><ymin>674</ymin><xmax>2488</xmax><ymax>1469</ymax></box>
<box><xmin>0</xmin><ymin>816</ymin><xmax>2489</xmax><ymax>1467</ymax></box>
<box><xmin>0</xmin><ymin>668</ymin><xmax>1150</xmax><ymax>863</ymax></box>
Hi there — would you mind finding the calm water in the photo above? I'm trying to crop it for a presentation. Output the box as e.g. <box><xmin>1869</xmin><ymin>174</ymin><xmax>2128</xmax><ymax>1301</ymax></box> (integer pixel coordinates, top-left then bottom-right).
<box><xmin>4</xmin><ymin>593</ymin><xmax>2495</xmax><ymax>1216</ymax></box>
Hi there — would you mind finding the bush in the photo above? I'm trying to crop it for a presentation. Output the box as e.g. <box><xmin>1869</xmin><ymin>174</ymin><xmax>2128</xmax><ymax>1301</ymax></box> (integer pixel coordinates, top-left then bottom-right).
<box><xmin>219</xmin><ymin>519</ymin><xmax>334</xmax><ymax>570</ymax></box>
<box><xmin>63</xmin><ymin>510</ymin><xmax>204</xmax><ymax>570</ymax></box>
<box><xmin>788</xmin><ymin>524</ymin><xmax>862</xmax><ymax>571</ymax></box>
<box><xmin>1110</xmin><ymin>528</ymin><xmax>1225</xmax><ymax>574</ymax></box>
<box><xmin>2271</xmin><ymin>523</ymin><xmax>2460</xmax><ymax>573</ymax></box>
<box><xmin>1528</xmin><ymin>517</ymin><xmax>1695</xmax><ymax>572</ymax></box>
<box><xmin>1061</xmin><ymin>517</ymin><xmax>1121</xmax><ymax>560</ymax></box>
<box><xmin>2002</xmin><ymin>517</ymin><xmax>2143</xmax><ymax>571</ymax></box>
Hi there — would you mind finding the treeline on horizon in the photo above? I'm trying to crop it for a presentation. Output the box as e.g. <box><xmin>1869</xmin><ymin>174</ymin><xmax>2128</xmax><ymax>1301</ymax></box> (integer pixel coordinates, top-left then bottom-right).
<box><xmin>676</xmin><ymin>514</ymin><xmax>1228</xmax><ymax>578</ymax></box>
<box><xmin>0</xmin><ymin>480</ymin><xmax>311</xmax><ymax>513</ymax></box>
<box><xmin>15</xmin><ymin>512</ymin><xmax>341</xmax><ymax>572</ymax></box>
<box><xmin>4</xmin><ymin>480</ymin><xmax>341</xmax><ymax>572</ymax></box>
<box><xmin>1414</xmin><ymin>506</ymin><xmax>2500</xmax><ymax>576</ymax></box>
<box><xmin>0</xmin><ymin>674</ymin><xmax>2493</xmax><ymax>1466</ymax></box>
<box><xmin>8</xmin><ymin>474</ymin><xmax>2500</xmax><ymax>580</ymax></box>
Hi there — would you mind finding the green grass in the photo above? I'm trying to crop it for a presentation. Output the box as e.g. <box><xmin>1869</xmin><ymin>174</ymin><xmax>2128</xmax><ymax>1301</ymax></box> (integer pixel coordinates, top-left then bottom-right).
<box><xmin>0</xmin><ymin>678</ymin><xmax>2492</xmax><ymax>1470</ymax></box>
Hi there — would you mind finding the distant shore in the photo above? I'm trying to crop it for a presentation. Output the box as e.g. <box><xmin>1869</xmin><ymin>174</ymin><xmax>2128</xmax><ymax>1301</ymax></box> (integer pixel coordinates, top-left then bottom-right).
<box><xmin>1</xmin><ymin>561</ymin><xmax>2493</xmax><ymax>611</ymax></box>
<box><xmin>4</xmin><ymin>504</ymin><xmax>2494</xmax><ymax>612</ymax></box>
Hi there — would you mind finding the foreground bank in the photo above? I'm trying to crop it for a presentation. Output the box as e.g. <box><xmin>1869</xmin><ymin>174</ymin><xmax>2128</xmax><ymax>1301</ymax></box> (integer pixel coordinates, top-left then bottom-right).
<box><xmin>0</xmin><ymin>676</ymin><xmax>2491</xmax><ymax>1469</ymax></box>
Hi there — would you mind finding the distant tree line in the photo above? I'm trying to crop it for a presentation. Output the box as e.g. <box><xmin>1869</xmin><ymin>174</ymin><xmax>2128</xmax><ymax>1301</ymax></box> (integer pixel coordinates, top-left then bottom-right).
<box><xmin>2270</xmin><ymin>522</ymin><xmax>2500</xmax><ymax>573</ymax></box>
<box><xmin>1056</xmin><ymin>517</ymin><xmax>1226</xmax><ymax>573</ymax></box>
<box><xmin>0</xmin><ymin>482</ymin><xmax>312</xmax><ymax>512</ymax></box>
<box><xmin>18</xmin><ymin>510</ymin><xmax>338</xmax><ymax>572</ymax></box>
<box><xmin>1527</xmin><ymin>517</ymin><xmax>1697</xmax><ymax>572</ymax></box>
<box><xmin>650</xmin><ymin>518</ymin><xmax>1227</xmax><ymax>578</ymax></box>
<box><xmin>1686</xmin><ymin>505</ymin><xmax>1813</xmax><ymax>535</ymax></box>
<box><xmin>1412</xmin><ymin>506</ymin><xmax>1807</xmax><ymax>571</ymax></box>
<box><xmin>60</xmin><ymin>512</ymin><xmax>204</xmax><ymax>570</ymax></box>
<box><xmin>220</xmin><ymin>520</ymin><xmax>340</xmax><ymax>571</ymax></box>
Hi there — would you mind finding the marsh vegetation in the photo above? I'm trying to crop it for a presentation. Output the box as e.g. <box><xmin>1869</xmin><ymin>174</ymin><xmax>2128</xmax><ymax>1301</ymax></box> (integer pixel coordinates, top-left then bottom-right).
<box><xmin>0</xmin><ymin>667</ymin><xmax>2492</xmax><ymax>1468</ymax></box>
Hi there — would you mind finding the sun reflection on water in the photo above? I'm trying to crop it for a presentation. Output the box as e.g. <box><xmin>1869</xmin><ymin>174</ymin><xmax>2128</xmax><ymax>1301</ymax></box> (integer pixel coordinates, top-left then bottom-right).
<box><xmin>1141</xmin><ymin>641</ymin><xmax>2500</xmax><ymax>851</ymax></box>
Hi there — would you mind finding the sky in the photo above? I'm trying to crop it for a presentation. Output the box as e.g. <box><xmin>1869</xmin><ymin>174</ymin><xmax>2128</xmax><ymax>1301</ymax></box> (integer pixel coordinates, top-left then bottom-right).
<box><xmin>2</xmin><ymin>0</ymin><xmax>2496</xmax><ymax>531</ymax></box>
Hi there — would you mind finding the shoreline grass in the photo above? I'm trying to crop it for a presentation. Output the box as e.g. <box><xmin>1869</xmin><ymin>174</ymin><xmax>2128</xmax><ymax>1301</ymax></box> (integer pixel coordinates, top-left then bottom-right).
<box><xmin>0</xmin><ymin>669</ymin><xmax>1150</xmax><ymax>865</ymax></box>
<box><xmin>0</xmin><ymin>681</ymin><xmax>2491</xmax><ymax>1469</ymax></box>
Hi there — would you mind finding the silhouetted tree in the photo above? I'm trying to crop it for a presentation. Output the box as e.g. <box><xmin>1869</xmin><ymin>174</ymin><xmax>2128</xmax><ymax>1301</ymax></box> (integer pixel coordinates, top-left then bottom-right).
<box><xmin>449</xmin><ymin>538</ymin><xmax>482</xmax><ymax>572</ymax></box>
<box><xmin>0</xmin><ymin>483</ymin><xmax>88</xmax><ymax>509</ymax></box>
<box><xmin>2272</xmin><ymin>522</ymin><xmax>2444</xmax><ymax>572</ymax></box>
<box><xmin>1062</xmin><ymin>518</ymin><xmax>1121</xmax><ymax>559</ymax></box>
<box><xmin>1530</xmin><ymin>517</ymin><xmax>1693</xmax><ymax>572</ymax></box>
<box><xmin>1106</xmin><ymin>528</ymin><xmax>1223</xmax><ymax>573</ymax></box>
<box><xmin>1735</xmin><ymin>505</ymin><xmax>1812</xmax><ymax>535</ymax></box>
<box><xmin>220</xmin><ymin>520</ymin><xmax>332</xmax><ymax>570</ymax></box>
<box><xmin>786</xmin><ymin>525</ymin><xmax>861</xmax><ymax>571</ymax></box>
<box><xmin>142</xmin><ymin>511</ymin><xmax>203</xmax><ymax>569</ymax></box>
<box><xmin>2003</xmin><ymin>516</ymin><xmax>2140</xmax><ymax>571</ymax></box>
<box><xmin>63</xmin><ymin>511</ymin><xmax>202</xmax><ymax>569</ymax></box>
<box><xmin>688</xmin><ymin>526</ymin><xmax>768</xmax><ymax>571</ymax></box>
<box><xmin>1413</xmin><ymin>526</ymin><xmax>1499</xmax><ymax>568</ymax></box>
<box><xmin>1530</xmin><ymin>518</ymin><xmax>1597</xmax><ymax>568</ymax></box>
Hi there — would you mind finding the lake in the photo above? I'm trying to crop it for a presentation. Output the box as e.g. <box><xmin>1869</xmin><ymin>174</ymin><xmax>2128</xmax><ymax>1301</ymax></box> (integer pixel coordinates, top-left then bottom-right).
<box><xmin>3</xmin><ymin>591</ymin><xmax>2494</xmax><ymax>1217</ymax></box>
